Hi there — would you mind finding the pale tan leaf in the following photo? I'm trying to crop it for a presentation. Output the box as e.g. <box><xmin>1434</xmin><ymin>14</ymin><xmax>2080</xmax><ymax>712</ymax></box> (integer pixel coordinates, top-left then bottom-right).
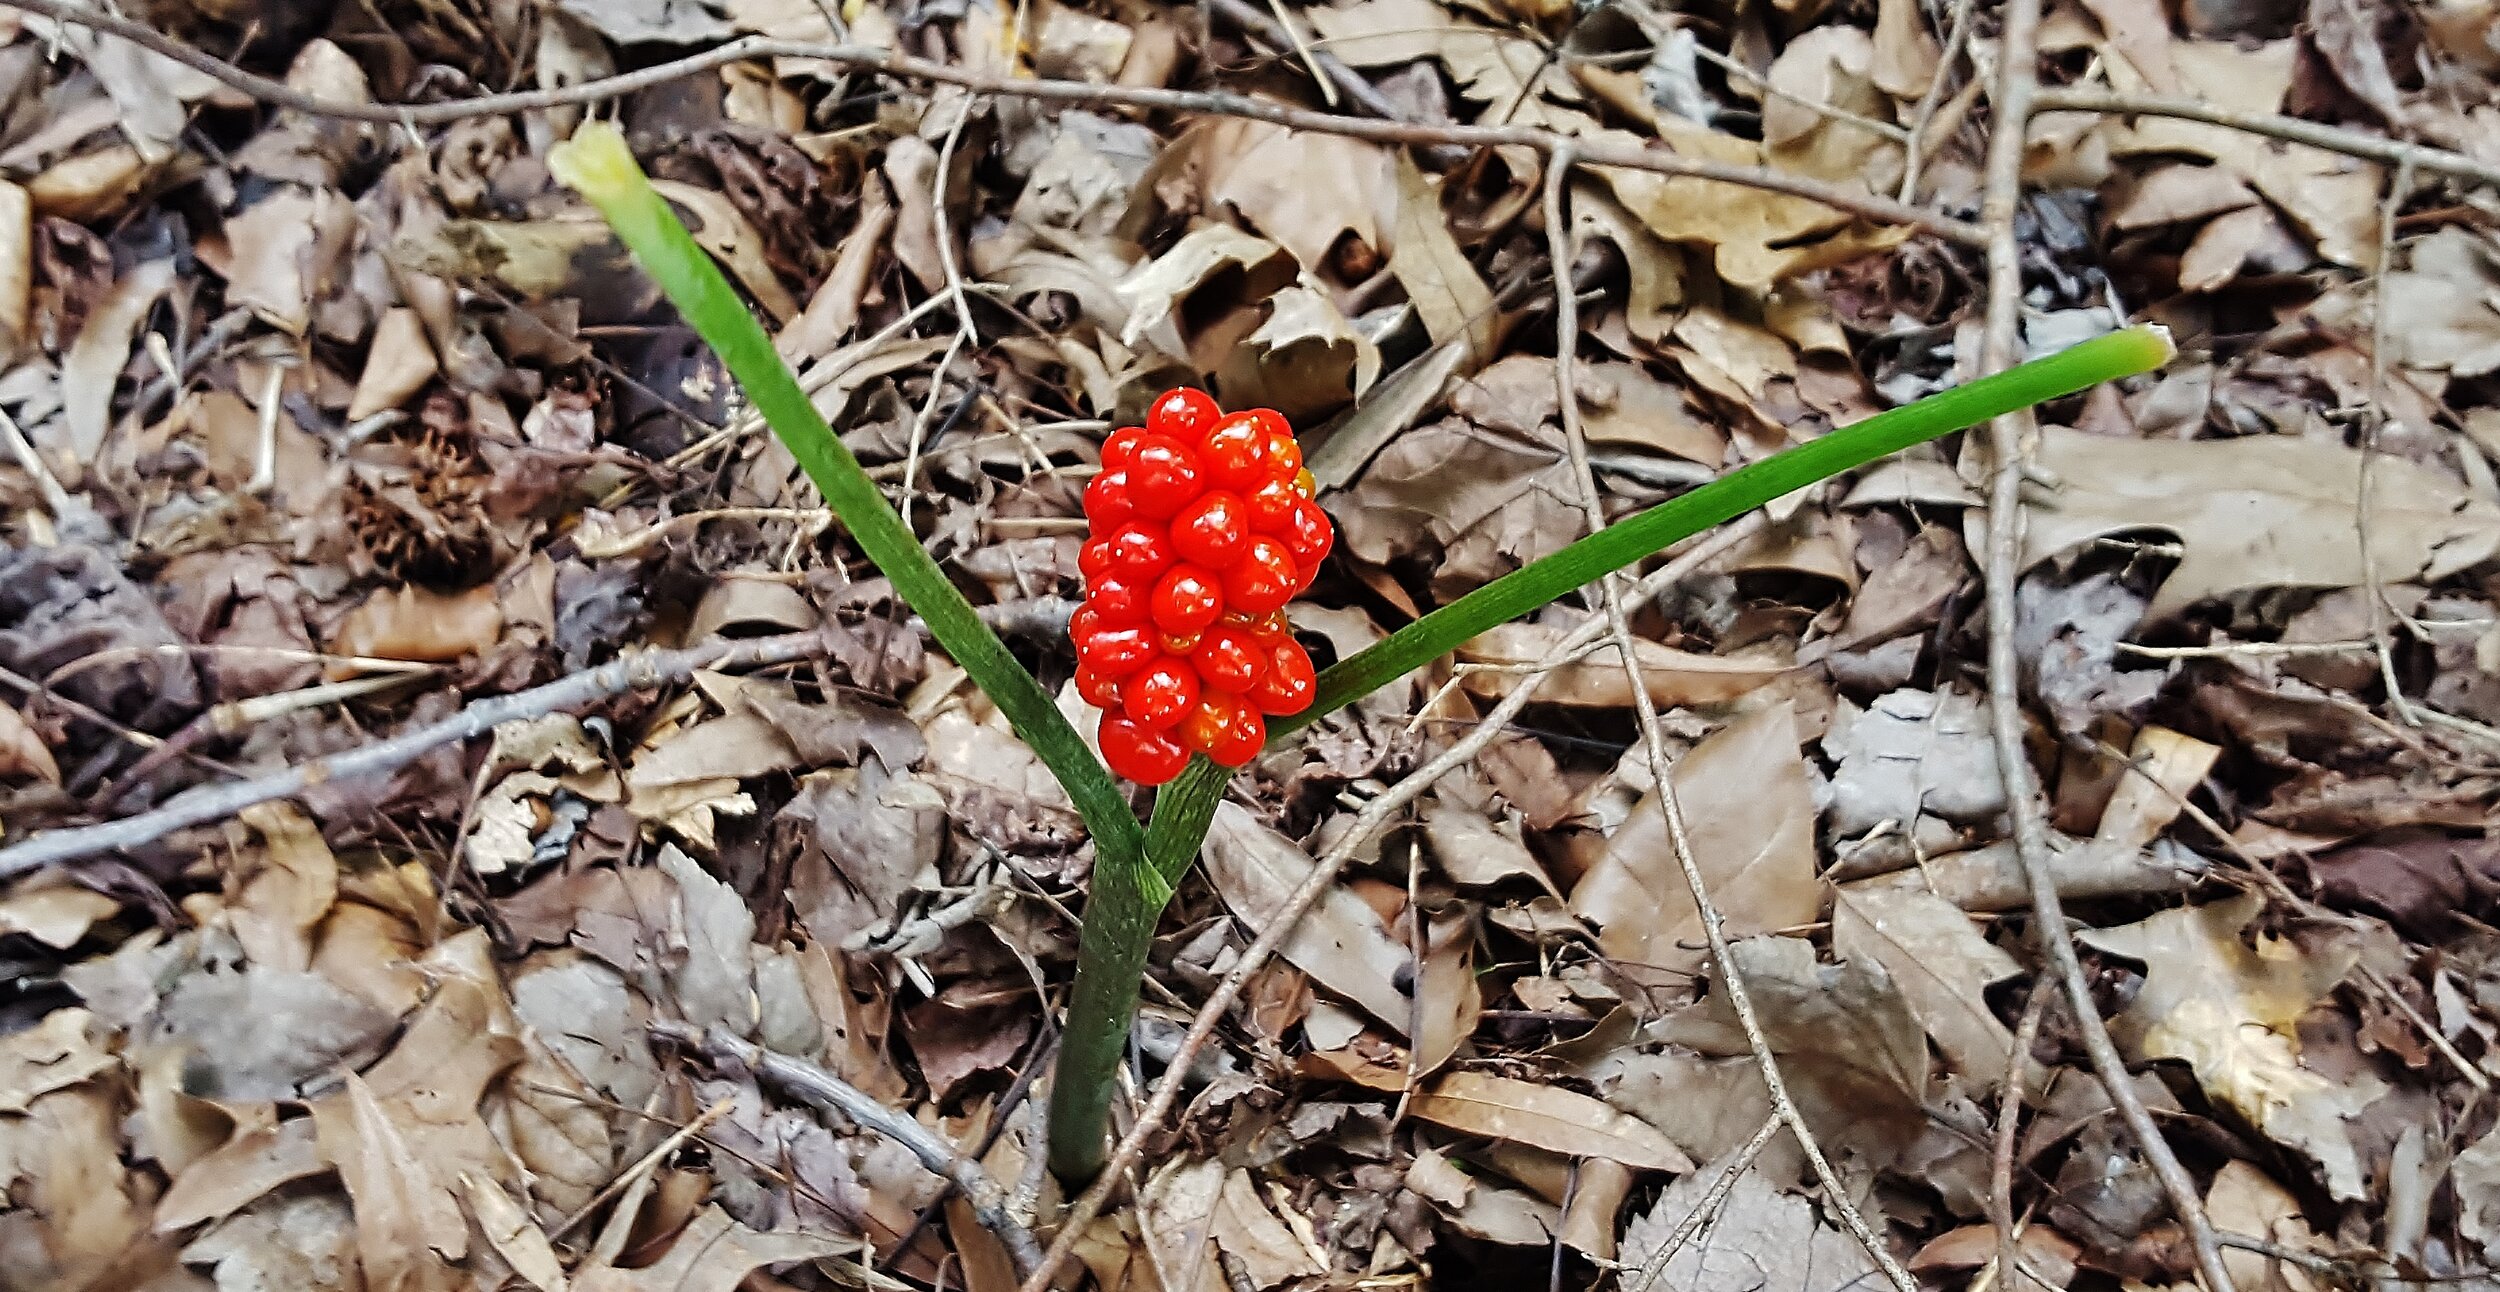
<box><xmin>0</xmin><ymin>880</ymin><xmax>117</xmax><ymax>949</ymax></box>
<box><xmin>346</xmin><ymin>307</ymin><xmax>440</xmax><ymax>421</ymax></box>
<box><xmin>2080</xmin><ymin>893</ymin><xmax>2379</xmax><ymax>1199</ymax></box>
<box><xmin>2094</xmin><ymin>725</ymin><xmax>2222</xmax><ymax>849</ymax></box>
<box><xmin>1387</xmin><ymin>152</ymin><xmax>1499</xmax><ymax>361</ymax></box>
<box><xmin>232</xmin><ymin>803</ymin><xmax>339</xmax><ymax>973</ymax></box>
<box><xmin>329</xmin><ymin>584</ymin><xmax>506</xmax><ymax>662</ymax></box>
<box><xmin>1831</xmin><ymin>885</ymin><xmax>2024</xmax><ymax>1088</ymax></box>
<box><xmin>0</xmin><ymin>1008</ymin><xmax>113</xmax><ymax>1114</ymax></box>
<box><xmin>0</xmin><ymin>179</ymin><xmax>26</xmax><ymax>352</ymax></box>
<box><xmin>1409</xmin><ymin>1071</ymin><xmax>1693</xmax><ymax>1171</ymax></box>
<box><xmin>63</xmin><ymin>256</ymin><xmax>174</xmax><ymax>463</ymax></box>
<box><xmin>460</xmin><ymin>1173</ymin><xmax>569</xmax><ymax>1292</ymax></box>
<box><xmin>1570</xmin><ymin>703</ymin><xmax>1819</xmax><ymax>975</ymax></box>
<box><xmin>1457</xmin><ymin>622</ymin><xmax>1791</xmax><ymax>710</ymax></box>
<box><xmin>1213</xmin><ymin>1169</ymin><xmax>1327</xmax><ymax>1287</ymax></box>
<box><xmin>648</xmin><ymin>179</ymin><xmax>798</xmax><ymax>322</ymax></box>
<box><xmin>2205</xmin><ymin>1162</ymin><xmax>2322</xmax><ymax>1292</ymax></box>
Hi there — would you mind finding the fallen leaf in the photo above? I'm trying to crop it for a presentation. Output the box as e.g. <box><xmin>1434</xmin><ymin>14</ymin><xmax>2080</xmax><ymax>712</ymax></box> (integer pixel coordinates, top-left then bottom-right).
<box><xmin>155</xmin><ymin>1116</ymin><xmax>326</xmax><ymax>1232</ymax></box>
<box><xmin>1212</xmin><ymin>1169</ymin><xmax>1327</xmax><ymax>1287</ymax></box>
<box><xmin>1204</xmin><ymin>802</ymin><xmax>1412</xmax><ymax>1032</ymax></box>
<box><xmin>1822</xmin><ymin>686</ymin><xmax>2006</xmax><ymax>837</ymax></box>
<box><xmin>555</xmin><ymin>0</ymin><xmax>735</xmax><ymax>44</ymax></box>
<box><xmin>1832</xmin><ymin>885</ymin><xmax>2024</xmax><ymax>1088</ymax></box>
<box><xmin>658</xmin><ymin>844</ymin><xmax>759</xmax><ymax>1037</ymax></box>
<box><xmin>179</xmin><ymin>1192</ymin><xmax>360</xmax><ymax>1291</ymax></box>
<box><xmin>2079</xmin><ymin>893</ymin><xmax>2381</xmax><ymax>1199</ymax></box>
<box><xmin>1386</xmin><ymin>152</ymin><xmax>1499</xmax><ymax>362</ymax></box>
<box><xmin>2205</xmin><ymin>1160</ymin><xmax>2322</xmax><ymax>1292</ymax></box>
<box><xmin>2009</xmin><ymin>424</ymin><xmax>2500</xmax><ymax>619</ymax></box>
<box><xmin>459</xmin><ymin>1173</ymin><xmax>569</xmax><ymax>1292</ymax></box>
<box><xmin>140</xmin><ymin>966</ymin><xmax>399</xmax><ymax>1102</ymax></box>
<box><xmin>329</xmin><ymin>584</ymin><xmax>507</xmax><ymax>662</ymax></box>
<box><xmin>230</xmin><ymin>803</ymin><xmax>340</xmax><ymax>974</ymax></box>
<box><xmin>346</xmin><ymin>307</ymin><xmax>440</xmax><ymax>421</ymax></box>
<box><xmin>578</xmin><ymin>1204</ymin><xmax>848</xmax><ymax>1292</ymax></box>
<box><xmin>1571</xmin><ymin>702</ymin><xmax>1819</xmax><ymax>975</ymax></box>
<box><xmin>1409</xmin><ymin>1071</ymin><xmax>1693</xmax><ymax>1171</ymax></box>
<box><xmin>1457</xmin><ymin>622</ymin><xmax>1793</xmax><ymax>709</ymax></box>
<box><xmin>0</xmin><ymin>1084</ymin><xmax>146</xmax><ymax>1287</ymax></box>
<box><xmin>0</xmin><ymin>1008</ymin><xmax>113</xmax><ymax>1114</ymax></box>
<box><xmin>62</xmin><ymin>255</ymin><xmax>173</xmax><ymax>464</ymax></box>
<box><xmin>1619</xmin><ymin>1146</ymin><xmax>1880</xmax><ymax>1290</ymax></box>
<box><xmin>0</xmin><ymin>878</ymin><xmax>117</xmax><ymax>948</ymax></box>
<box><xmin>0</xmin><ymin>179</ymin><xmax>25</xmax><ymax>352</ymax></box>
<box><xmin>217</xmin><ymin>187</ymin><xmax>355</xmax><ymax>336</ymax></box>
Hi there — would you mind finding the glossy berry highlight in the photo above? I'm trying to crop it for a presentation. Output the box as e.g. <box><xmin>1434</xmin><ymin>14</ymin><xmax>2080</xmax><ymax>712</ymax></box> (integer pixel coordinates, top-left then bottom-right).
<box><xmin>1075</xmin><ymin>391</ymin><xmax>1331</xmax><ymax>785</ymax></box>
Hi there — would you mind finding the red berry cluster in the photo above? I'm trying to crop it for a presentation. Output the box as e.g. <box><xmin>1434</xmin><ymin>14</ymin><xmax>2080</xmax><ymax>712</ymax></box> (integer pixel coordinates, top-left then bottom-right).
<box><xmin>1074</xmin><ymin>389</ymin><xmax>1334</xmax><ymax>785</ymax></box>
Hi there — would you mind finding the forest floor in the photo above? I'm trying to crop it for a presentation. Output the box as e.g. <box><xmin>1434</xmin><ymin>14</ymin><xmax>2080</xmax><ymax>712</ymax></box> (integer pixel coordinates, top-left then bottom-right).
<box><xmin>2</xmin><ymin>0</ymin><xmax>2500</xmax><ymax>1288</ymax></box>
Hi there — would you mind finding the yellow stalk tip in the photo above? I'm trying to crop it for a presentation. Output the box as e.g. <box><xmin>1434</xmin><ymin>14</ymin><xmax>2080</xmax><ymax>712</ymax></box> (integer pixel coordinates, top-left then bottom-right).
<box><xmin>547</xmin><ymin>120</ymin><xmax>641</xmax><ymax>202</ymax></box>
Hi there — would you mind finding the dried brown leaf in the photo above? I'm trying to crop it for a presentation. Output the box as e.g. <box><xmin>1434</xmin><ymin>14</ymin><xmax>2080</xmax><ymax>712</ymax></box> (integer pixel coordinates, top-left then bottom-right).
<box><xmin>1571</xmin><ymin>702</ymin><xmax>1819</xmax><ymax>974</ymax></box>
<box><xmin>1205</xmin><ymin>802</ymin><xmax>1412</xmax><ymax>1032</ymax></box>
<box><xmin>2012</xmin><ymin>424</ymin><xmax>2500</xmax><ymax>619</ymax></box>
<box><xmin>329</xmin><ymin>584</ymin><xmax>506</xmax><ymax>662</ymax></box>
<box><xmin>1409</xmin><ymin>1071</ymin><xmax>1693</xmax><ymax>1171</ymax></box>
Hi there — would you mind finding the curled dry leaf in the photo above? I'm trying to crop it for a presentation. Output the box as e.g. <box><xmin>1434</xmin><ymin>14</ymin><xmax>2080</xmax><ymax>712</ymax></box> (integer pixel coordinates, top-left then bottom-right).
<box><xmin>1408</xmin><ymin>1070</ymin><xmax>1694</xmax><ymax>1172</ymax></box>
<box><xmin>1204</xmin><ymin>802</ymin><xmax>1412</xmax><ymax>1033</ymax></box>
<box><xmin>0</xmin><ymin>698</ymin><xmax>58</xmax><ymax>785</ymax></box>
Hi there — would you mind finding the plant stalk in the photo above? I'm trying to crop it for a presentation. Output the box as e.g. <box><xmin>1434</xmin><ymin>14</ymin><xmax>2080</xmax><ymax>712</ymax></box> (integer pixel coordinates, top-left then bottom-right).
<box><xmin>548</xmin><ymin>123</ymin><xmax>1144</xmax><ymax>868</ymax></box>
<box><xmin>1046</xmin><ymin>756</ymin><xmax>1229</xmax><ymax>1180</ymax></box>
<box><xmin>1283</xmin><ymin>324</ymin><xmax>2174</xmax><ymax>735</ymax></box>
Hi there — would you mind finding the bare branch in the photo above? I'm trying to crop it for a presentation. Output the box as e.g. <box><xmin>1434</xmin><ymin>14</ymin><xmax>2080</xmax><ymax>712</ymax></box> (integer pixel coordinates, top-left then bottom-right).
<box><xmin>650</xmin><ymin>1021</ymin><xmax>1045</xmax><ymax>1276</ymax></box>
<box><xmin>7</xmin><ymin>0</ymin><xmax>1981</xmax><ymax>244</ymax></box>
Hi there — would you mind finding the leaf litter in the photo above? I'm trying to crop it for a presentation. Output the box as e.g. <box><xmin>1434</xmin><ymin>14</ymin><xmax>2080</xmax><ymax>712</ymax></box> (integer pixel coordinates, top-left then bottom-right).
<box><xmin>0</xmin><ymin>0</ymin><xmax>2496</xmax><ymax>1285</ymax></box>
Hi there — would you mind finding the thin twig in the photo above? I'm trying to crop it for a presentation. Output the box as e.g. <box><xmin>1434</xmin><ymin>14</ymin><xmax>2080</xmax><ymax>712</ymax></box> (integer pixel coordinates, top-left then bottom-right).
<box><xmin>0</xmin><ymin>629</ymin><xmax>832</xmax><ymax>879</ymax></box>
<box><xmin>1544</xmin><ymin>151</ymin><xmax>1917</xmax><ymax>1292</ymax></box>
<box><xmin>2360</xmin><ymin>157</ymin><xmax>2424</xmax><ymax>729</ymax></box>
<box><xmin>2033</xmin><ymin>85</ymin><xmax>2500</xmax><ymax>190</ymax></box>
<box><xmin>1013</xmin><ymin>512</ymin><xmax>1773</xmax><ymax>1292</ymax></box>
<box><xmin>901</xmin><ymin>94</ymin><xmax>978</xmax><ymax>531</ymax></box>
<box><xmin>1897</xmin><ymin>0</ymin><xmax>1979</xmax><ymax>201</ymax></box>
<box><xmin>7</xmin><ymin>0</ymin><xmax>1981</xmax><ymax>244</ymax></box>
<box><xmin>1973</xmin><ymin>4</ymin><xmax>2240</xmax><ymax>1288</ymax></box>
<box><xmin>1627</xmin><ymin>1115</ymin><xmax>1784</xmax><ymax>1292</ymax></box>
<box><xmin>547</xmin><ymin>1095</ymin><xmax>739</xmax><ymax>1243</ymax></box>
<box><xmin>1992</xmin><ymin>986</ymin><xmax>2051</xmax><ymax>1292</ymax></box>
<box><xmin>651</xmin><ymin>1021</ymin><xmax>1045</xmax><ymax>1277</ymax></box>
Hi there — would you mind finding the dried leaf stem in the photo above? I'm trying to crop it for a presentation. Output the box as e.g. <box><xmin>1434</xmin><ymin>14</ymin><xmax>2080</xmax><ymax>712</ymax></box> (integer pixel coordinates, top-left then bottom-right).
<box><xmin>1973</xmin><ymin>6</ymin><xmax>2240</xmax><ymax>1289</ymax></box>
<box><xmin>1543</xmin><ymin>152</ymin><xmax>1917</xmax><ymax>1292</ymax></box>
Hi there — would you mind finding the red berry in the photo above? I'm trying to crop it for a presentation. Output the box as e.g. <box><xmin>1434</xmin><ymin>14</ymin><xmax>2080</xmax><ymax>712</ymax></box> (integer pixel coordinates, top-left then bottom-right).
<box><xmin>1148</xmin><ymin>388</ymin><xmax>1220</xmax><ymax>442</ymax></box>
<box><xmin>1124</xmin><ymin>659</ymin><xmax>1201</xmax><ymax>729</ymax></box>
<box><xmin>1260</xmin><ymin>431</ymin><xmax>1303</xmax><ymax>482</ymax></box>
<box><xmin>1249</xmin><ymin>640</ymin><xmax>1316</xmax><ymax>716</ymax></box>
<box><xmin>1160</xmin><ymin>629</ymin><xmax>1204</xmax><ymax>654</ymax></box>
<box><xmin>1199</xmin><ymin>414</ymin><xmax>1271</xmax><ymax>490</ymax></box>
<box><xmin>1101</xmin><ymin>716</ymin><xmax>1189</xmax><ymax>785</ymax></box>
<box><xmin>1103</xmin><ymin>523</ymin><xmax>1173</xmax><ymax>583</ymax></box>
<box><xmin>1279</xmin><ymin>497</ymin><xmax>1333</xmax><ymax>570</ymax></box>
<box><xmin>1076</xmin><ymin>666</ymin><xmax>1124</xmax><ymax>709</ymax></box>
<box><xmin>1087</xmin><ymin>576</ymin><xmax>1149</xmax><ymax>626</ymax></box>
<box><xmin>1084</xmin><ymin>470</ymin><xmax>1136</xmax><ymax>528</ymax></box>
<box><xmin>1224</xmin><ymin>537</ymin><xmax>1297</xmax><ymax>614</ymax></box>
<box><xmin>1151</xmin><ymin>565</ymin><xmax>1224</xmax><ymax>636</ymax></box>
<box><xmin>1170</xmin><ymin>491</ymin><xmax>1249</xmax><ymax>568</ymax></box>
<box><xmin>1243</xmin><ymin>478</ymin><xmax>1299</xmax><ymax>534</ymax></box>
<box><xmin>1103</xmin><ymin>426</ymin><xmax>1148</xmax><ymax>470</ymax></box>
<box><xmin>1079</xmin><ymin>538</ymin><xmax>1114</xmax><ymax>587</ymax></box>
<box><xmin>1181</xmin><ymin>691</ymin><xmax>1266</xmax><ymax>766</ymax></box>
<box><xmin>1192</xmin><ymin>626</ymin><xmax>1268</xmax><ymax>692</ymax></box>
<box><xmin>1075</xmin><ymin>625</ymin><xmax>1158</xmax><ymax>676</ymax></box>
<box><xmin>1127</xmin><ymin>436</ymin><xmax>1202</xmax><ymax>518</ymax></box>
<box><xmin>1070</xmin><ymin>604</ymin><xmax>1103</xmax><ymax>641</ymax></box>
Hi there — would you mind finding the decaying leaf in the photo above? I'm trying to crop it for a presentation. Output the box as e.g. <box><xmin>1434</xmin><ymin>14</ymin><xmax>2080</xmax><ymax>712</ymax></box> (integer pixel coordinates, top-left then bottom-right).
<box><xmin>1204</xmin><ymin>802</ymin><xmax>1412</xmax><ymax>1032</ymax></box>
<box><xmin>2080</xmin><ymin>893</ymin><xmax>2381</xmax><ymax>1199</ymax></box>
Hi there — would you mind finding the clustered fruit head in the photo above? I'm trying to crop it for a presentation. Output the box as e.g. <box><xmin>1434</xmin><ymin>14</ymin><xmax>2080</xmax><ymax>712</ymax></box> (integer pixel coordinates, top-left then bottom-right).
<box><xmin>1074</xmin><ymin>389</ymin><xmax>1334</xmax><ymax>785</ymax></box>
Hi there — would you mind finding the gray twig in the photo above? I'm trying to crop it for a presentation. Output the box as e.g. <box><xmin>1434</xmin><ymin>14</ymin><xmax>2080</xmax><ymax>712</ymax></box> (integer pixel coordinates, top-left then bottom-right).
<box><xmin>0</xmin><ymin>630</ymin><xmax>832</xmax><ymax>879</ymax></box>
<box><xmin>650</xmin><ymin>1021</ymin><xmax>1044</xmax><ymax>1277</ymax></box>
<box><xmin>1973</xmin><ymin>2</ymin><xmax>2239</xmax><ymax>1287</ymax></box>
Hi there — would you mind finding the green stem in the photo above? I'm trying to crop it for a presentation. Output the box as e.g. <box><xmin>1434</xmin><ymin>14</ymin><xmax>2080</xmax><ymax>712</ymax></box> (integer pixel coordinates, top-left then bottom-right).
<box><xmin>548</xmin><ymin>124</ymin><xmax>1143</xmax><ymax>867</ymax></box>
<box><xmin>1045</xmin><ymin>756</ymin><xmax>1228</xmax><ymax>1181</ymax></box>
<box><xmin>1280</xmin><ymin>324</ymin><xmax>2174</xmax><ymax>735</ymax></box>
